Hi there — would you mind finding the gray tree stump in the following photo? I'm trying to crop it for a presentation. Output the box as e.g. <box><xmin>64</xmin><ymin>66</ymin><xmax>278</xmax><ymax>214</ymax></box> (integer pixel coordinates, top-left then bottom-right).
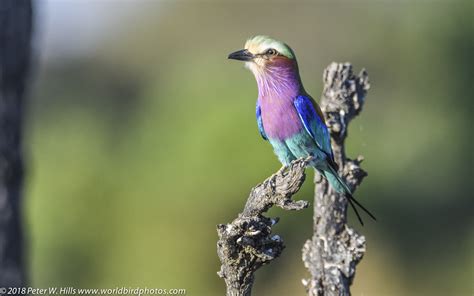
<box><xmin>302</xmin><ymin>62</ymin><xmax>370</xmax><ymax>296</ymax></box>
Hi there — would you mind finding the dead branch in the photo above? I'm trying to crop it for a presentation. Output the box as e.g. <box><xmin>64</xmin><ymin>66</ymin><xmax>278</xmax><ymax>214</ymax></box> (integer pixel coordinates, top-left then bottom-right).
<box><xmin>302</xmin><ymin>62</ymin><xmax>370</xmax><ymax>296</ymax></box>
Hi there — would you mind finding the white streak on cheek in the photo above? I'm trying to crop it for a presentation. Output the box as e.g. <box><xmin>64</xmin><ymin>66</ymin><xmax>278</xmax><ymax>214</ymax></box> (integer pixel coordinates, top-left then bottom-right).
<box><xmin>245</xmin><ymin>62</ymin><xmax>261</xmax><ymax>77</ymax></box>
<box><xmin>255</xmin><ymin>57</ymin><xmax>266</xmax><ymax>67</ymax></box>
<box><xmin>245</xmin><ymin>58</ymin><xmax>266</xmax><ymax>74</ymax></box>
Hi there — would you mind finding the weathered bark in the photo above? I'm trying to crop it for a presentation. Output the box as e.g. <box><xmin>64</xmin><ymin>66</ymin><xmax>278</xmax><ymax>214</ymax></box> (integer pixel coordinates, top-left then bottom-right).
<box><xmin>0</xmin><ymin>0</ymin><xmax>33</xmax><ymax>287</ymax></box>
<box><xmin>302</xmin><ymin>63</ymin><xmax>370</xmax><ymax>296</ymax></box>
<box><xmin>217</xmin><ymin>158</ymin><xmax>310</xmax><ymax>296</ymax></box>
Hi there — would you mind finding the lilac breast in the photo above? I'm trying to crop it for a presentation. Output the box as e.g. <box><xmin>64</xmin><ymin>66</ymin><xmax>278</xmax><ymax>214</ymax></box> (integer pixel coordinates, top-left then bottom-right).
<box><xmin>259</xmin><ymin>94</ymin><xmax>303</xmax><ymax>140</ymax></box>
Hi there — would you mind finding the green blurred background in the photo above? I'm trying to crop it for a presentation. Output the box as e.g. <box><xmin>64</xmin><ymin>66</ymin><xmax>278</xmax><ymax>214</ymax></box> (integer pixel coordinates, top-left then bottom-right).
<box><xmin>25</xmin><ymin>1</ymin><xmax>473</xmax><ymax>295</ymax></box>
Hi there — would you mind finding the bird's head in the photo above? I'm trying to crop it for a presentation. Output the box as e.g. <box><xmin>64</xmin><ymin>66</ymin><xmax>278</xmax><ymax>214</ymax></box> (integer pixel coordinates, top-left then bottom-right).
<box><xmin>228</xmin><ymin>35</ymin><xmax>297</xmax><ymax>75</ymax></box>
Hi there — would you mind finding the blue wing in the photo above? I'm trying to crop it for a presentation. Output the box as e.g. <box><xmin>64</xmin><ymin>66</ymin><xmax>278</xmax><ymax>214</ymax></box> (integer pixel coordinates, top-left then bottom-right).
<box><xmin>256</xmin><ymin>100</ymin><xmax>267</xmax><ymax>140</ymax></box>
<box><xmin>293</xmin><ymin>95</ymin><xmax>333</xmax><ymax>159</ymax></box>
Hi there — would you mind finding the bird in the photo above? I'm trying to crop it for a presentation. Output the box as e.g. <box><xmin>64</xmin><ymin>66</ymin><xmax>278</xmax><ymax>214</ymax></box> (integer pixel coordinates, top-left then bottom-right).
<box><xmin>228</xmin><ymin>35</ymin><xmax>375</xmax><ymax>225</ymax></box>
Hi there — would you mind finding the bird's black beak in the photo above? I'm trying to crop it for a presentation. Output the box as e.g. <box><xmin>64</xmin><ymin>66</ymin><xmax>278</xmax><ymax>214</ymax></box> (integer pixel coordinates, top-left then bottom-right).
<box><xmin>228</xmin><ymin>49</ymin><xmax>254</xmax><ymax>61</ymax></box>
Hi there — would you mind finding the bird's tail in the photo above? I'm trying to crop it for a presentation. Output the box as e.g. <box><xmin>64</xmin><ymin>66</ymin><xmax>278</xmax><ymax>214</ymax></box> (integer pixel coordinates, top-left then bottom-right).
<box><xmin>321</xmin><ymin>165</ymin><xmax>376</xmax><ymax>225</ymax></box>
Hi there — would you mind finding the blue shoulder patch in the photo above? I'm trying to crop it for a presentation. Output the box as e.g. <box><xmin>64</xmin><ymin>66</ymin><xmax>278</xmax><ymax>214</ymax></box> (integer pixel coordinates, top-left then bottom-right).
<box><xmin>293</xmin><ymin>95</ymin><xmax>333</xmax><ymax>158</ymax></box>
<box><xmin>256</xmin><ymin>100</ymin><xmax>267</xmax><ymax>140</ymax></box>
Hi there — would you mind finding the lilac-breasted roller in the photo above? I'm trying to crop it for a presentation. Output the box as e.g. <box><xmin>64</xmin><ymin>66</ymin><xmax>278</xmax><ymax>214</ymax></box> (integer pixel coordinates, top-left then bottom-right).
<box><xmin>228</xmin><ymin>35</ymin><xmax>375</xmax><ymax>225</ymax></box>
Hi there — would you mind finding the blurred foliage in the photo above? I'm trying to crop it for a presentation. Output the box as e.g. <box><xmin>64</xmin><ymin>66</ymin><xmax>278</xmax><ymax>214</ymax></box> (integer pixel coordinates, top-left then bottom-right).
<box><xmin>25</xmin><ymin>1</ymin><xmax>473</xmax><ymax>295</ymax></box>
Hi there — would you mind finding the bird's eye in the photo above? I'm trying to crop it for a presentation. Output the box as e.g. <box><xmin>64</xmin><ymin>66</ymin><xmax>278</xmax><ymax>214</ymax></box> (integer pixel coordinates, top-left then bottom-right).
<box><xmin>265</xmin><ymin>48</ymin><xmax>277</xmax><ymax>56</ymax></box>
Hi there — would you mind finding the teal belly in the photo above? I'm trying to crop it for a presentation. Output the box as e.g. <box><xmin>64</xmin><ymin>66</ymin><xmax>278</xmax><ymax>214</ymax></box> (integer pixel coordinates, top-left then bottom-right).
<box><xmin>268</xmin><ymin>130</ymin><xmax>326</xmax><ymax>167</ymax></box>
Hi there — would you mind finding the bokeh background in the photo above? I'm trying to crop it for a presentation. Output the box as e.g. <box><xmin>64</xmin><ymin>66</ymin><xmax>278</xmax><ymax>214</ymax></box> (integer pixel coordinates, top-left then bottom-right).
<box><xmin>25</xmin><ymin>0</ymin><xmax>473</xmax><ymax>295</ymax></box>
